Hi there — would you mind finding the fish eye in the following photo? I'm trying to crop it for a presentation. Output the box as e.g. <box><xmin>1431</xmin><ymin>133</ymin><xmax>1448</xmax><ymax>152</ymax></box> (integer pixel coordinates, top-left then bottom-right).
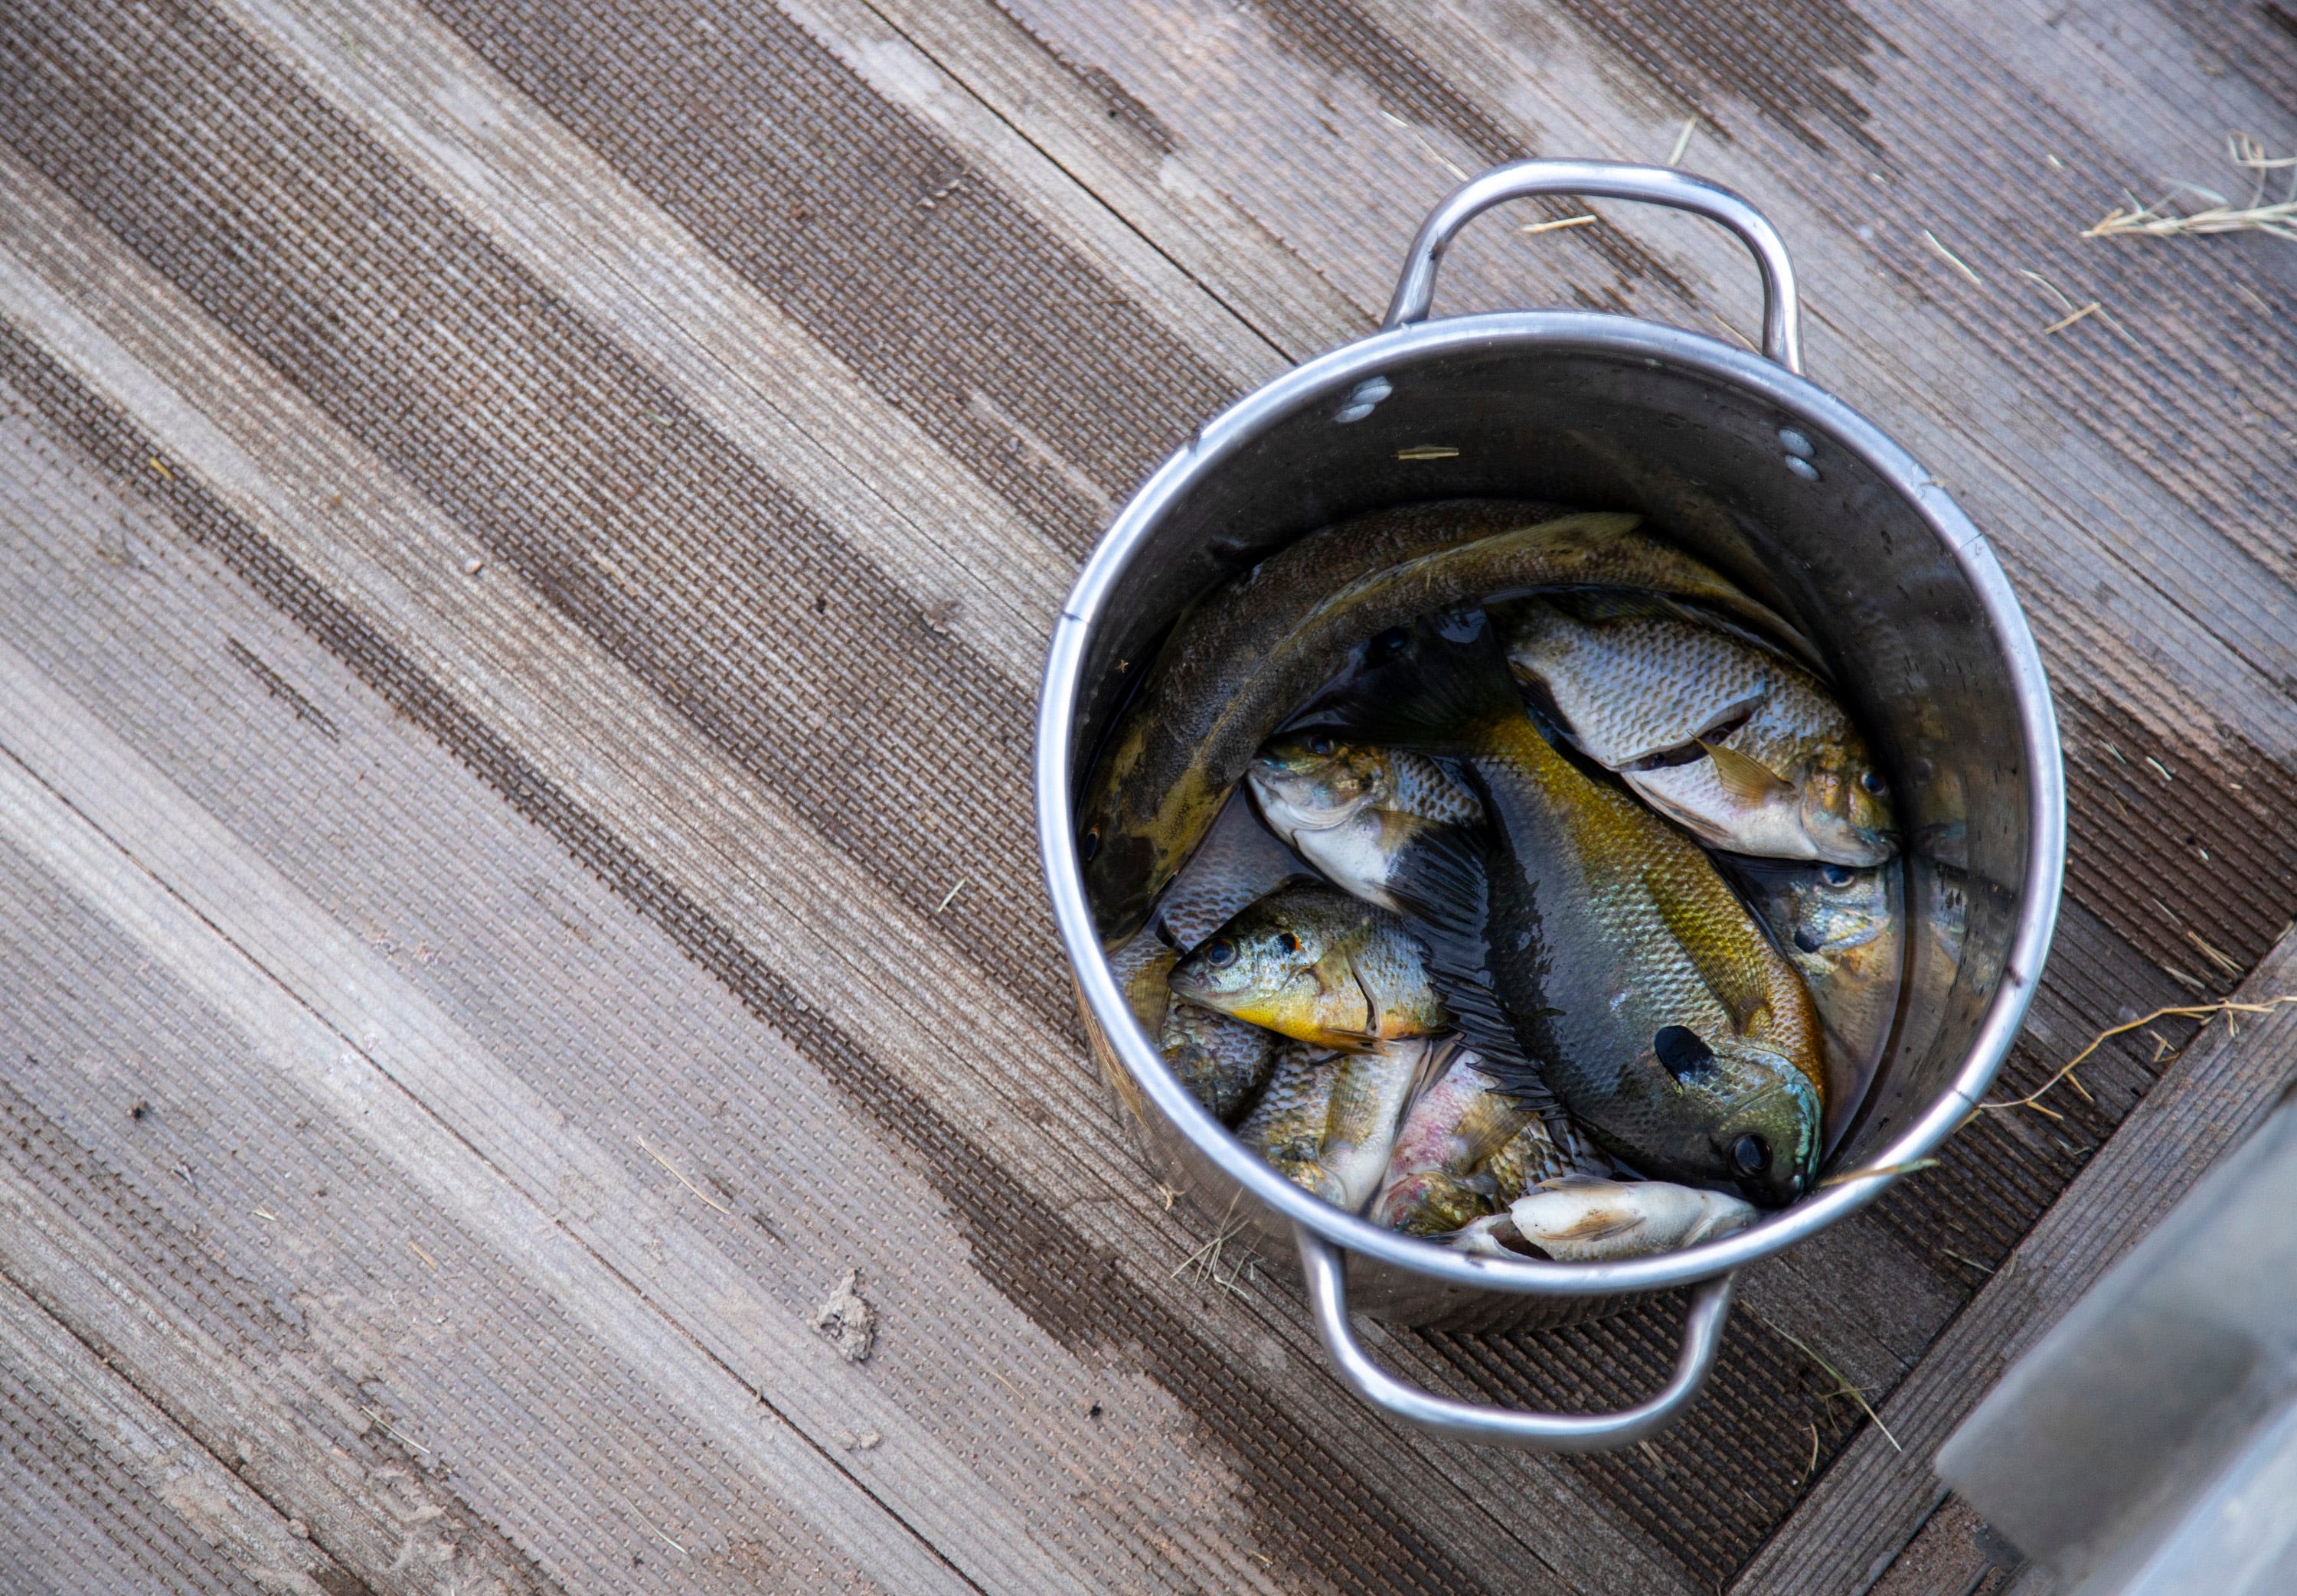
<box><xmin>1792</xmin><ymin>927</ymin><xmax>1823</xmax><ymax>954</ymax></box>
<box><xmin>1731</xmin><ymin>1134</ymin><xmax>1771</xmax><ymax>1175</ymax></box>
<box><xmin>1080</xmin><ymin>827</ymin><xmax>1100</xmax><ymax>861</ymax></box>
<box><xmin>1307</xmin><ymin>732</ymin><xmax>1335</xmax><ymax>756</ymax></box>
<box><xmin>1860</xmin><ymin>770</ymin><xmax>1887</xmax><ymax>796</ymax></box>
<box><xmin>1818</xmin><ymin>863</ymin><xmax>1853</xmax><ymax>887</ymax></box>
<box><xmin>1204</xmin><ymin>938</ymin><xmax>1237</xmax><ymax>968</ymax></box>
<box><xmin>1372</xmin><ymin>625</ymin><xmax>1410</xmax><ymax>658</ymax></box>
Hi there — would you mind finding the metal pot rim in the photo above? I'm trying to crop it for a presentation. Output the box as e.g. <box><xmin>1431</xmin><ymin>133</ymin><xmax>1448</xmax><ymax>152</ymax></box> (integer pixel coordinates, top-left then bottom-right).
<box><xmin>1035</xmin><ymin>305</ymin><xmax>2066</xmax><ymax>1297</ymax></box>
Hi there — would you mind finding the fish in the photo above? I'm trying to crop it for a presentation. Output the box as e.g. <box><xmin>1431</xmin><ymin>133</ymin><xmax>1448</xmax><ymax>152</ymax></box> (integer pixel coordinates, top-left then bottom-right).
<box><xmin>1078</xmin><ymin>503</ymin><xmax>1818</xmax><ymax>945</ymax></box>
<box><xmin>1248</xmin><ymin>732</ymin><xmax>1482</xmax><ymax>912</ymax></box>
<box><xmin>1106</xmin><ymin>931</ymin><xmax>1276</xmax><ymax>1122</ymax></box>
<box><xmin>1236</xmin><ymin>1040</ymin><xmax>1351</xmax><ymax>1205</ymax></box>
<box><xmin>1147</xmin><ymin>785</ymin><xmax>1317</xmax><ymax>950</ymax></box>
<box><xmin>1324</xmin><ymin>613</ymin><xmax>1825</xmax><ymax>1208</ymax></box>
<box><xmin>1237</xmin><ymin>1036</ymin><xmax>1430</xmax><ymax>1211</ymax></box>
<box><xmin>1160</xmin><ymin>997</ymin><xmax>1277</xmax><ymax>1122</ymax></box>
<box><xmin>1371</xmin><ymin>1053</ymin><xmax>1606</xmax><ymax>1235</ymax></box>
<box><xmin>1168</xmin><ymin>882</ymin><xmax>1446</xmax><ymax>1049</ymax></box>
<box><xmin>1501</xmin><ymin>593</ymin><xmax>1896</xmax><ymax>866</ymax></box>
<box><xmin>1720</xmin><ymin>854</ymin><xmax>1904</xmax><ymax>1148</ymax></box>
<box><xmin>1106</xmin><ymin>791</ymin><xmax>1304</xmax><ymax>1118</ymax></box>
<box><xmin>1456</xmin><ymin>1177</ymin><xmax>1758</xmax><ymax>1262</ymax></box>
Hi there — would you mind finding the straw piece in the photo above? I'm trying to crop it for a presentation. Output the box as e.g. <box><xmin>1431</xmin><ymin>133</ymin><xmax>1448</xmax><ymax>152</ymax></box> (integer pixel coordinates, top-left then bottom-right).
<box><xmin>1776</xmin><ymin>1328</ymin><xmax>1900</xmax><ymax>1452</ymax></box>
<box><xmin>1982</xmin><ymin>996</ymin><xmax>2297</xmax><ymax>1115</ymax></box>
<box><xmin>636</xmin><ymin>1135</ymin><xmax>734</xmax><ymax>1215</ymax></box>
<box><xmin>1922</xmin><ymin>228</ymin><xmax>1984</xmax><ymax>286</ymax></box>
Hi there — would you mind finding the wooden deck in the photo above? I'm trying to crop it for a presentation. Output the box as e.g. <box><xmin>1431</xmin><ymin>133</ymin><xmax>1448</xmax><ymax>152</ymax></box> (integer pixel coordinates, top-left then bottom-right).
<box><xmin>3</xmin><ymin>0</ymin><xmax>2295</xmax><ymax>1589</ymax></box>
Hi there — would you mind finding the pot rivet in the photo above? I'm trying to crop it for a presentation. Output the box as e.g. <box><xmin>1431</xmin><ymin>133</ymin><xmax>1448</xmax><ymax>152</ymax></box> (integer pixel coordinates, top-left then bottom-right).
<box><xmin>1334</xmin><ymin>376</ymin><xmax>1393</xmax><ymax>424</ymax></box>
<box><xmin>1779</xmin><ymin>427</ymin><xmax>1815</xmax><ymax>458</ymax></box>
<box><xmin>1784</xmin><ymin>455</ymin><xmax>1820</xmax><ymax>481</ymax></box>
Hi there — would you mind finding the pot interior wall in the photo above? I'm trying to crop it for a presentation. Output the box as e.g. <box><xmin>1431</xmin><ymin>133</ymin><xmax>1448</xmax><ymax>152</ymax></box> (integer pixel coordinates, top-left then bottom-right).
<box><xmin>1077</xmin><ymin>341</ymin><xmax>2027</xmax><ymax>1169</ymax></box>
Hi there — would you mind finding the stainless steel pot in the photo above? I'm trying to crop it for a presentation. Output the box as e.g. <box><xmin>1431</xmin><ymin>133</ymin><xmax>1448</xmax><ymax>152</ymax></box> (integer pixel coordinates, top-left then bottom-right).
<box><xmin>1034</xmin><ymin>161</ymin><xmax>2065</xmax><ymax>1451</ymax></box>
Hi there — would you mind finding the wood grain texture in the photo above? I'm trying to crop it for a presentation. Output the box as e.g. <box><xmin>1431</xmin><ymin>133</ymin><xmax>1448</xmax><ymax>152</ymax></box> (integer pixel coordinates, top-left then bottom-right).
<box><xmin>3</xmin><ymin>0</ymin><xmax>2295</xmax><ymax>1586</ymax></box>
<box><xmin>0</xmin><ymin>156</ymin><xmax>1692</xmax><ymax>1596</ymax></box>
<box><xmin>0</xmin><ymin>1267</ymin><xmax>364</xmax><ymax>1596</ymax></box>
<box><xmin>0</xmin><ymin>159</ymin><xmax>1718</xmax><ymax>1596</ymax></box>
<box><xmin>0</xmin><ymin>374</ymin><xmax>1635</xmax><ymax>1592</ymax></box>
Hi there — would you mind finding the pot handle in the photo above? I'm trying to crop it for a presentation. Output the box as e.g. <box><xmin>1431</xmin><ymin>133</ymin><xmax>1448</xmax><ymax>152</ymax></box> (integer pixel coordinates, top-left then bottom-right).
<box><xmin>1383</xmin><ymin>158</ymin><xmax>1803</xmax><ymax>375</ymax></box>
<box><xmin>1296</xmin><ymin>1224</ymin><xmax>1737</xmax><ymax>1452</ymax></box>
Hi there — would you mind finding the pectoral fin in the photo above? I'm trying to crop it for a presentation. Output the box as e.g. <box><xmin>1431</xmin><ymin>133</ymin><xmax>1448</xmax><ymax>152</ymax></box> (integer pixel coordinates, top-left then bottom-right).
<box><xmin>1701</xmin><ymin>739</ymin><xmax>1797</xmax><ymax>804</ymax></box>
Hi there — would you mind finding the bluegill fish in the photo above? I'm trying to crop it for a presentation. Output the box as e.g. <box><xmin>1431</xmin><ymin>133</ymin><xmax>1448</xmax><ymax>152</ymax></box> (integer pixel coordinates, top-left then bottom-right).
<box><xmin>1249</xmin><ymin>732</ymin><xmax>1482</xmax><ymax>912</ymax></box>
<box><xmin>1502</xmin><ymin>594</ymin><xmax>1895</xmax><ymax>866</ymax></box>
<box><xmin>1079</xmin><ymin>504</ymin><xmax>1817</xmax><ymax>945</ymax></box>
<box><xmin>1325</xmin><ymin>615</ymin><xmax>1825</xmax><ymax>1207</ymax></box>
<box><xmin>1106</xmin><ymin>792</ymin><xmax>1305</xmax><ymax>1120</ymax></box>
<box><xmin>1237</xmin><ymin>1036</ymin><xmax>1430</xmax><ymax>1210</ymax></box>
<box><xmin>1456</xmin><ymin>1177</ymin><xmax>1758</xmax><ymax>1261</ymax></box>
<box><xmin>1237</xmin><ymin>1040</ymin><xmax>1349</xmax><ymax>1204</ymax></box>
<box><xmin>1106</xmin><ymin>934</ymin><xmax>1275</xmax><ymax>1123</ymax></box>
<box><xmin>1371</xmin><ymin>1053</ymin><xmax>1606</xmax><ymax>1235</ymax></box>
<box><xmin>1168</xmin><ymin>882</ymin><xmax>1445</xmax><ymax>1049</ymax></box>
<box><xmin>1721</xmin><ymin>854</ymin><xmax>1903</xmax><ymax>1148</ymax></box>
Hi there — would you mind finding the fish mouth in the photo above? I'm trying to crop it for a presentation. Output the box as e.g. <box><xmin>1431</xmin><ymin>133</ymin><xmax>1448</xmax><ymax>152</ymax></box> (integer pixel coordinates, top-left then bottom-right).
<box><xmin>1246</xmin><ymin>769</ymin><xmax>1358</xmax><ymax>829</ymax></box>
<box><xmin>1164</xmin><ymin>966</ymin><xmax>1217</xmax><ymax>1006</ymax></box>
<box><xmin>1806</xmin><ymin>824</ymin><xmax>1899</xmax><ymax>869</ymax></box>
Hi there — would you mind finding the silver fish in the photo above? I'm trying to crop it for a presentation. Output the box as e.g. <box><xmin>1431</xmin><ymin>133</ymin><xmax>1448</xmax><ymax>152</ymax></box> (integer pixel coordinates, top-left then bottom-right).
<box><xmin>1248</xmin><ymin>732</ymin><xmax>1481</xmax><ymax>912</ymax></box>
<box><xmin>1504</xmin><ymin>595</ymin><xmax>1896</xmax><ymax>866</ymax></box>
<box><xmin>1456</xmin><ymin>1176</ymin><xmax>1758</xmax><ymax>1261</ymax></box>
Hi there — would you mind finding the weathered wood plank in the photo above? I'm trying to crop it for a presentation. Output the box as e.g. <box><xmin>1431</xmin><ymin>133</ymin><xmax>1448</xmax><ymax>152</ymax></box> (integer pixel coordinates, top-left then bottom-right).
<box><xmin>0</xmin><ymin>691</ymin><xmax>991</xmax><ymax>1591</ymax></box>
<box><xmin>222</xmin><ymin>0</ymin><xmax>1093</xmax><ymax>691</ymax></box>
<box><xmin>1736</xmin><ymin>925</ymin><xmax>2297</xmax><ymax>1593</ymax></box>
<box><xmin>0</xmin><ymin>139</ymin><xmax>1700</xmax><ymax>1591</ymax></box>
<box><xmin>0</xmin><ymin>388</ymin><xmax>1433</xmax><ymax>1592</ymax></box>
<box><xmin>0</xmin><ymin>1268</ymin><xmax>354</xmax><ymax>1596</ymax></box>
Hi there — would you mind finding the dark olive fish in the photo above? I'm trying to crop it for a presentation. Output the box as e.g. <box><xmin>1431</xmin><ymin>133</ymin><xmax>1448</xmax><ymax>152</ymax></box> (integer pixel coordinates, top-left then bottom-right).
<box><xmin>1077</xmin><ymin>503</ymin><xmax>1815</xmax><ymax>945</ymax></box>
<box><xmin>1325</xmin><ymin>615</ymin><xmax>1825</xmax><ymax>1208</ymax></box>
